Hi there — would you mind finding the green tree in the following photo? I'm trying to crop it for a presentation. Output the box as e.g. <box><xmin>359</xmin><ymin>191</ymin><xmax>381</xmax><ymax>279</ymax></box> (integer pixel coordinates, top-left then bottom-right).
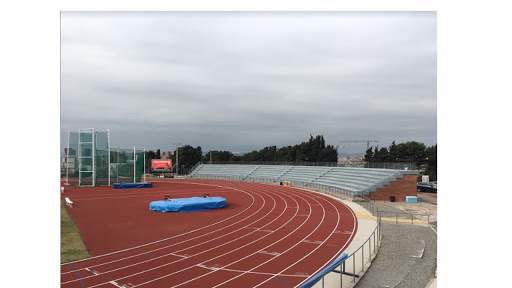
<box><xmin>377</xmin><ymin>147</ymin><xmax>390</xmax><ymax>162</ymax></box>
<box><xmin>145</xmin><ymin>150</ymin><xmax>157</xmax><ymax>172</ymax></box>
<box><xmin>425</xmin><ymin>144</ymin><xmax>437</xmax><ymax>181</ymax></box>
<box><xmin>171</xmin><ymin>145</ymin><xmax>202</xmax><ymax>174</ymax></box>
<box><xmin>202</xmin><ymin>150</ymin><xmax>233</xmax><ymax>162</ymax></box>
<box><xmin>364</xmin><ymin>146</ymin><xmax>374</xmax><ymax>162</ymax></box>
<box><xmin>260</xmin><ymin>146</ymin><xmax>277</xmax><ymax>161</ymax></box>
<box><xmin>388</xmin><ymin>141</ymin><xmax>398</xmax><ymax>162</ymax></box>
<box><xmin>372</xmin><ymin>146</ymin><xmax>380</xmax><ymax>162</ymax></box>
<box><xmin>241</xmin><ymin>150</ymin><xmax>261</xmax><ymax>161</ymax></box>
<box><xmin>275</xmin><ymin>145</ymin><xmax>293</xmax><ymax>162</ymax></box>
<box><xmin>229</xmin><ymin>155</ymin><xmax>242</xmax><ymax>162</ymax></box>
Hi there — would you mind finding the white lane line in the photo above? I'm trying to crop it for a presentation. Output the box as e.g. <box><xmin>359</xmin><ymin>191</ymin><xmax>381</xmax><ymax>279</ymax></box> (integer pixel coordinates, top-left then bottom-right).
<box><xmin>334</xmin><ymin>230</ymin><xmax>354</xmax><ymax>234</ymax></box>
<box><xmin>130</xmin><ymin>189</ymin><xmax>302</xmax><ymax>288</ymax></box>
<box><xmin>258</xmin><ymin>251</ymin><xmax>281</xmax><ymax>256</ymax></box>
<box><xmin>82</xmin><ymin>186</ymin><xmax>292</xmax><ymax>288</ymax></box>
<box><xmin>61</xmin><ymin>185</ymin><xmax>268</xmax><ymax>283</ymax></box>
<box><xmin>109</xmin><ymin>280</ymin><xmax>124</xmax><ymax>288</ymax></box>
<box><xmin>294</xmin><ymin>190</ymin><xmax>358</xmax><ymax>288</ymax></box>
<box><xmin>302</xmin><ymin>240</ymin><xmax>323</xmax><ymax>245</ymax></box>
<box><xmin>196</xmin><ymin>265</ymin><xmax>309</xmax><ymax>278</ymax></box>
<box><xmin>170</xmin><ymin>189</ymin><xmax>316</xmax><ymax>288</ymax></box>
<box><xmin>212</xmin><ymin>190</ymin><xmax>326</xmax><ymax>288</ymax></box>
<box><xmin>196</xmin><ymin>264</ymin><xmax>221</xmax><ymax>271</ymax></box>
<box><xmin>61</xmin><ymin>181</ymin><xmax>255</xmax><ymax>268</ymax></box>
<box><xmin>169</xmin><ymin>253</ymin><xmax>189</xmax><ymax>258</ymax></box>
<box><xmin>85</xmin><ymin>268</ymin><xmax>100</xmax><ymax>275</ymax></box>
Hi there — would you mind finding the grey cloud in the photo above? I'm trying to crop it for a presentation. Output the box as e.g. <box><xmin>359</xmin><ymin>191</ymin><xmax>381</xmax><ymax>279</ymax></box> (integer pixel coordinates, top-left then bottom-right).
<box><xmin>61</xmin><ymin>12</ymin><xmax>436</xmax><ymax>155</ymax></box>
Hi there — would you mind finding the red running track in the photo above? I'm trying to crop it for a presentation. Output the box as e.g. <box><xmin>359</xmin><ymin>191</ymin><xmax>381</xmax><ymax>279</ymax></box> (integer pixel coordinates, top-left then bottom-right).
<box><xmin>60</xmin><ymin>179</ymin><xmax>358</xmax><ymax>288</ymax></box>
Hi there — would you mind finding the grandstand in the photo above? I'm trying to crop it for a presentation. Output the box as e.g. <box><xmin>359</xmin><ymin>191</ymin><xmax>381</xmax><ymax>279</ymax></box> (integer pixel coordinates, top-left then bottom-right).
<box><xmin>189</xmin><ymin>164</ymin><xmax>418</xmax><ymax>201</ymax></box>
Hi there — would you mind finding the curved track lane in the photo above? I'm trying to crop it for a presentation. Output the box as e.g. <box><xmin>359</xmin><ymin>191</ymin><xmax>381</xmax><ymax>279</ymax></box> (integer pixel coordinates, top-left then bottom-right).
<box><xmin>61</xmin><ymin>179</ymin><xmax>357</xmax><ymax>288</ymax></box>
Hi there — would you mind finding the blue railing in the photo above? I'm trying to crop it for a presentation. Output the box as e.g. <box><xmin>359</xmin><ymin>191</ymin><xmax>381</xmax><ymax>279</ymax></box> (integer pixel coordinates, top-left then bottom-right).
<box><xmin>299</xmin><ymin>221</ymin><xmax>381</xmax><ymax>288</ymax></box>
<box><xmin>301</xmin><ymin>254</ymin><xmax>349</xmax><ymax>288</ymax></box>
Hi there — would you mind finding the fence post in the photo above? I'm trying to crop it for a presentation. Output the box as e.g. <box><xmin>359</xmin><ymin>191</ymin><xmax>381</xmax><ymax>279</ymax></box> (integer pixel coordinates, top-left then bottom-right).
<box><xmin>353</xmin><ymin>255</ymin><xmax>356</xmax><ymax>282</ymax></box>
<box><xmin>362</xmin><ymin>244</ymin><xmax>364</xmax><ymax>272</ymax></box>
<box><xmin>369</xmin><ymin>238</ymin><xmax>371</xmax><ymax>261</ymax></box>
<box><xmin>373</xmin><ymin>231</ymin><xmax>376</xmax><ymax>253</ymax></box>
<box><xmin>340</xmin><ymin>262</ymin><xmax>343</xmax><ymax>287</ymax></box>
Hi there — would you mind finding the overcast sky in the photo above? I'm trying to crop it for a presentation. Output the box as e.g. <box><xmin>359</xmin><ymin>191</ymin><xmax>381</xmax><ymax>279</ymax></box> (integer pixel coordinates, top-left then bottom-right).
<box><xmin>61</xmin><ymin>11</ymin><xmax>436</xmax><ymax>155</ymax></box>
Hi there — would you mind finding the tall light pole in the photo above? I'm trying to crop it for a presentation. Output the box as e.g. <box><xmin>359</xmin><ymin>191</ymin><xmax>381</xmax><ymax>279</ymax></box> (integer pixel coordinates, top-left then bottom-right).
<box><xmin>173</xmin><ymin>143</ymin><xmax>182</xmax><ymax>175</ymax></box>
<box><xmin>143</xmin><ymin>147</ymin><xmax>146</xmax><ymax>183</ymax></box>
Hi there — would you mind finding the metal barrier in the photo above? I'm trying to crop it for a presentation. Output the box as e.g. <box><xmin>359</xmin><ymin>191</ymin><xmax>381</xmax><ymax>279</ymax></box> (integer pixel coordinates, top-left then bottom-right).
<box><xmin>378</xmin><ymin>210</ymin><xmax>433</xmax><ymax>226</ymax></box>
<box><xmin>299</xmin><ymin>221</ymin><xmax>381</xmax><ymax>288</ymax></box>
<box><xmin>201</xmin><ymin>161</ymin><xmax>340</xmax><ymax>166</ymax></box>
<box><xmin>196</xmin><ymin>161</ymin><xmax>416</xmax><ymax>170</ymax></box>
<box><xmin>364</xmin><ymin>162</ymin><xmax>416</xmax><ymax>170</ymax></box>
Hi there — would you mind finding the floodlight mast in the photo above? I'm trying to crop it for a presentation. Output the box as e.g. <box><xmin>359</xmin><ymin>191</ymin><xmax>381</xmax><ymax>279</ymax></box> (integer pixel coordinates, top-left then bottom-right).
<box><xmin>107</xmin><ymin>129</ymin><xmax>110</xmax><ymax>186</ymax></box>
<box><xmin>66</xmin><ymin>130</ymin><xmax>70</xmax><ymax>185</ymax></box>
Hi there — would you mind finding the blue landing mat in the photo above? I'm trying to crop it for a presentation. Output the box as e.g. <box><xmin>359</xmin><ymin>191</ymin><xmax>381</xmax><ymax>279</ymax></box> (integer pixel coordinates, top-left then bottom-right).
<box><xmin>149</xmin><ymin>197</ymin><xmax>226</xmax><ymax>212</ymax></box>
<box><xmin>113</xmin><ymin>182</ymin><xmax>152</xmax><ymax>189</ymax></box>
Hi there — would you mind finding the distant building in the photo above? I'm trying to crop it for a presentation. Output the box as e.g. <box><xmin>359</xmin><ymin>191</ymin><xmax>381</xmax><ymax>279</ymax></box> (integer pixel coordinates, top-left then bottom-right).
<box><xmin>338</xmin><ymin>156</ymin><xmax>365</xmax><ymax>167</ymax></box>
<box><xmin>161</xmin><ymin>151</ymin><xmax>173</xmax><ymax>159</ymax></box>
<box><xmin>61</xmin><ymin>149</ymin><xmax>77</xmax><ymax>177</ymax></box>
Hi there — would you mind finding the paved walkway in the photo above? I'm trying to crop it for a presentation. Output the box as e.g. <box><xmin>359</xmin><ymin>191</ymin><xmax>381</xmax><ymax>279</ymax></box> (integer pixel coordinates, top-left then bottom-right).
<box><xmin>355</xmin><ymin>193</ymin><xmax>437</xmax><ymax>288</ymax></box>
<box><xmin>307</xmin><ymin>190</ymin><xmax>437</xmax><ymax>288</ymax></box>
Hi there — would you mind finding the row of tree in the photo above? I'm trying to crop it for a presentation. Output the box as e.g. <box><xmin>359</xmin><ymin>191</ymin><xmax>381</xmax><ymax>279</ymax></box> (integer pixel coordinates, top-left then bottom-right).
<box><xmin>201</xmin><ymin>135</ymin><xmax>338</xmax><ymax>163</ymax></box>
<box><xmin>144</xmin><ymin>135</ymin><xmax>337</xmax><ymax>174</ymax></box>
<box><xmin>143</xmin><ymin>136</ymin><xmax>437</xmax><ymax>181</ymax></box>
<box><xmin>364</xmin><ymin>141</ymin><xmax>437</xmax><ymax>180</ymax></box>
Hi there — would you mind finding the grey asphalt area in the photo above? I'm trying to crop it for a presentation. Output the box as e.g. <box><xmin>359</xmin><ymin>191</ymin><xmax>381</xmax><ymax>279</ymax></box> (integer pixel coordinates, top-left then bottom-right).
<box><xmin>355</xmin><ymin>193</ymin><xmax>437</xmax><ymax>288</ymax></box>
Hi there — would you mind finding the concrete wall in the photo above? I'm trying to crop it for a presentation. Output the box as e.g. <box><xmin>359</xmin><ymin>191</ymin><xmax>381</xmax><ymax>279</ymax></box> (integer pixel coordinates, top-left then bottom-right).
<box><xmin>367</xmin><ymin>174</ymin><xmax>417</xmax><ymax>202</ymax></box>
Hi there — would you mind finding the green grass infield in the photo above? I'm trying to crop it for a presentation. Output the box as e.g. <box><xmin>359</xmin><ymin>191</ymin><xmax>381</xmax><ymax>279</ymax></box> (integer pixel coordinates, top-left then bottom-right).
<box><xmin>61</xmin><ymin>201</ymin><xmax>90</xmax><ymax>263</ymax></box>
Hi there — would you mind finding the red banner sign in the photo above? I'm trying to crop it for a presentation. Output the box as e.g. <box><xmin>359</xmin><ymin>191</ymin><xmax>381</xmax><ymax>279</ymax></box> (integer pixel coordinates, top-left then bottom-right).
<box><xmin>151</xmin><ymin>159</ymin><xmax>172</xmax><ymax>170</ymax></box>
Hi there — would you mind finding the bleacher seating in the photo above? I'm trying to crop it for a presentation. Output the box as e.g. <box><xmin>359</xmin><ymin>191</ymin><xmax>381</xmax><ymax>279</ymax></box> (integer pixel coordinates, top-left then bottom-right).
<box><xmin>188</xmin><ymin>164</ymin><xmax>416</xmax><ymax>197</ymax></box>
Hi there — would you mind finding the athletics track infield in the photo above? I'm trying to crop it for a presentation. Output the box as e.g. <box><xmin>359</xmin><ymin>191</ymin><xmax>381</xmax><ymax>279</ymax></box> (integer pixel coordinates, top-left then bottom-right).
<box><xmin>60</xmin><ymin>179</ymin><xmax>358</xmax><ymax>288</ymax></box>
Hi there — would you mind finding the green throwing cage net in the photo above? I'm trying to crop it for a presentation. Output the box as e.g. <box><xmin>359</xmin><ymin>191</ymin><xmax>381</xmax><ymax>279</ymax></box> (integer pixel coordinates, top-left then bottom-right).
<box><xmin>65</xmin><ymin>129</ymin><xmax>145</xmax><ymax>187</ymax></box>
